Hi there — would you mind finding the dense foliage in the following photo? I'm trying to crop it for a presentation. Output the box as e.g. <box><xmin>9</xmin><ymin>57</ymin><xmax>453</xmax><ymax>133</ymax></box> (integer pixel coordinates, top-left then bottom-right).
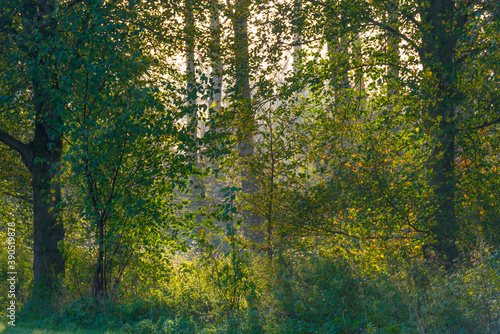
<box><xmin>1</xmin><ymin>0</ymin><xmax>499</xmax><ymax>333</ymax></box>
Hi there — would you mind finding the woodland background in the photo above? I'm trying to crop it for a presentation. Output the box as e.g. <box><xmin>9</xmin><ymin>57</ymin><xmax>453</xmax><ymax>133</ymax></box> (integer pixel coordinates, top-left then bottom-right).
<box><xmin>1</xmin><ymin>0</ymin><xmax>500</xmax><ymax>333</ymax></box>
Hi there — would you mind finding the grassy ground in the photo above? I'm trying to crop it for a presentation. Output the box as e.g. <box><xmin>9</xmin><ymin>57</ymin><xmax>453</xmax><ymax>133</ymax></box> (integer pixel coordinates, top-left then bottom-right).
<box><xmin>0</xmin><ymin>324</ymin><xmax>121</xmax><ymax>334</ymax></box>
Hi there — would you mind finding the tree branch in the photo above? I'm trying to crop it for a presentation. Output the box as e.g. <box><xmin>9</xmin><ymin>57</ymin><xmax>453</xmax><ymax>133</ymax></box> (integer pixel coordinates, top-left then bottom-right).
<box><xmin>0</xmin><ymin>128</ymin><xmax>33</xmax><ymax>169</ymax></box>
<box><xmin>367</xmin><ymin>18</ymin><xmax>420</xmax><ymax>52</ymax></box>
<box><xmin>473</xmin><ymin>116</ymin><xmax>500</xmax><ymax>130</ymax></box>
<box><xmin>382</xmin><ymin>0</ymin><xmax>422</xmax><ymax>29</ymax></box>
<box><xmin>456</xmin><ymin>46</ymin><xmax>489</xmax><ymax>65</ymax></box>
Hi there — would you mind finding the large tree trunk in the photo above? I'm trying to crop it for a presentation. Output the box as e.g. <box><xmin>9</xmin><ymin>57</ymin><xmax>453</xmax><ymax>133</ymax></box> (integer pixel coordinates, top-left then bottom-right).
<box><xmin>31</xmin><ymin>116</ymin><xmax>65</xmax><ymax>288</ymax></box>
<box><xmin>419</xmin><ymin>0</ymin><xmax>466</xmax><ymax>263</ymax></box>
<box><xmin>28</xmin><ymin>1</ymin><xmax>66</xmax><ymax>289</ymax></box>
<box><xmin>0</xmin><ymin>0</ymin><xmax>67</xmax><ymax>291</ymax></box>
<box><xmin>0</xmin><ymin>107</ymin><xmax>65</xmax><ymax>292</ymax></box>
<box><xmin>0</xmin><ymin>100</ymin><xmax>65</xmax><ymax>290</ymax></box>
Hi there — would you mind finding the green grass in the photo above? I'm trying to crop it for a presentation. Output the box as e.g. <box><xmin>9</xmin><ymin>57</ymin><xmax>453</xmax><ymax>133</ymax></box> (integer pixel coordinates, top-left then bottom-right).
<box><xmin>0</xmin><ymin>324</ymin><xmax>122</xmax><ymax>334</ymax></box>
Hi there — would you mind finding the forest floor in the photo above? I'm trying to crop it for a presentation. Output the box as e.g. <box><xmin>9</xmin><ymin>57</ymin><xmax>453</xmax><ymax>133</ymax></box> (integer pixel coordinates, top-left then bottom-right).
<box><xmin>0</xmin><ymin>325</ymin><xmax>121</xmax><ymax>334</ymax></box>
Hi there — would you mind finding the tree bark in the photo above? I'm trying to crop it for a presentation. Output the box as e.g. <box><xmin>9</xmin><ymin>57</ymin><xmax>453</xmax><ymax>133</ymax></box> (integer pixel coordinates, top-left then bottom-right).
<box><xmin>13</xmin><ymin>0</ymin><xmax>65</xmax><ymax>290</ymax></box>
<box><xmin>31</xmin><ymin>117</ymin><xmax>65</xmax><ymax>288</ymax></box>
<box><xmin>184</xmin><ymin>0</ymin><xmax>206</xmax><ymax>213</ymax></box>
<box><xmin>419</xmin><ymin>0</ymin><xmax>466</xmax><ymax>263</ymax></box>
<box><xmin>209</xmin><ymin>0</ymin><xmax>223</xmax><ymax>112</ymax></box>
<box><xmin>92</xmin><ymin>217</ymin><xmax>106</xmax><ymax>300</ymax></box>
<box><xmin>231</xmin><ymin>0</ymin><xmax>264</xmax><ymax>243</ymax></box>
<box><xmin>0</xmin><ymin>106</ymin><xmax>65</xmax><ymax>291</ymax></box>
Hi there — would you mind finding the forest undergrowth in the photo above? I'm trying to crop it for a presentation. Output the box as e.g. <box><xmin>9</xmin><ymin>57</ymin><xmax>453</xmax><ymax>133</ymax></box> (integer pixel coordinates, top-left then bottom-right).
<box><xmin>2</xmin><ymin>241</ymin><xmax>499</xmax><ymax>334</ymax></box>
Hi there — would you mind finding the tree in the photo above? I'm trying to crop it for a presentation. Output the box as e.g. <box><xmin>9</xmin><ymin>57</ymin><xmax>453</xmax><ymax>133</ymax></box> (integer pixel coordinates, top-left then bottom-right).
<box><xmin>227</xmin><ymin>0</ymin><xmax>266</xmax><ymax>243</ymax></box>
<box><xmin>0</xmin><ymin>0</ymin><xmax>67</xmax><ymax>291</ymax></box>
<box><xmin>57</xmin><ymin>0</ymin><xmax>198</xmax><ymax>300</ymax></box>
<box><xmin>373</xmin><ymin>0</ymin><xmax>500</xmax><ymax>261</ymax></box>
<box><xmin>250</xmin><ymin>0</ymin><xmax>500</xmax><ymax>263</ymax></box>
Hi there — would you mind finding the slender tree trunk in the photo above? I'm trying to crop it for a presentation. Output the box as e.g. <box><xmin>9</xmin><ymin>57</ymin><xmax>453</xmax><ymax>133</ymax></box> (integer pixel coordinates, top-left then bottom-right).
<box><xmin>386</xmin><ymin>2</ymin><xmax>400</xmax><ymax>135</ymax></box>
<box><xmin>266</xmin><ymin>119</ymin><xmax>275</xmax><ymax>259</ymax></box>
<box><xmin>209</xmin><ymin>0</ymin><xmax>223</xmax><ymax>112</ymax></box>
<box><xmin>232</xmin><ymin>0</ymin><xmax>253</xmax><ymax>149</ymax></box>
<box><xmin>184</xmin><ymin>0</ymin><xmax>206</xmax><ymax>211</ymax></box>
<box><xmin>292</xmin><ymin>0</ymin><xmax>302</xmax><ymax>74</ymax></box>
<box><xmin>386</xmin><ymin>6</ymin><xmax>399</xmax><ymax>94</ymax></box>
<box><xmin>325</xmin><ymin>4</ymin><xmax>350</xmax><ymax>90</ymax></box>
<box><xmin>231</xmin><ymin>0</ymin><xmax>264</xmax><ymax>243</ymax></box>
<box><xmin>327</xmin><ymin>37</ymin><xmax>350</xmax><ymax>89</ymax></box>
<box><xmin>185</xmin><ymin>0</ymin><xmax>196</xmax><ymax>115</ymax></box>
<box><xmin>92</xmin><ymin>218</ymin><xmax>106</xmax><ymax>300</ymax></box>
